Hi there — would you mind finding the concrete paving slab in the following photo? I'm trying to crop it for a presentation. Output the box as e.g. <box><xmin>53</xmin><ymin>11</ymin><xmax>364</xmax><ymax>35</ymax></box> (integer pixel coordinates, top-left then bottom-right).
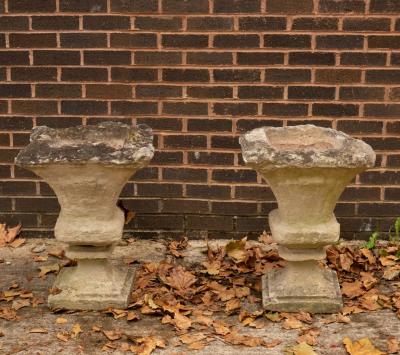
<box><xmin>0</xmin><ymin>239</ymin><xmax>399</xmax><ymax>354</ymax></box>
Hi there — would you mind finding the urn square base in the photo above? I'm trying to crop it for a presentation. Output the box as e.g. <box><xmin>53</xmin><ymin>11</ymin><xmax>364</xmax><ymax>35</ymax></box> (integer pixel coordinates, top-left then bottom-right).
<box><xmin>48</xmin><ymin>264</ymin><xmax>135</xmax><ymax>311</ymax></box>
<box><xmin>262</xmin><ymin>266</ymin><xmax>343</xmax><ymax>314</ymax></box>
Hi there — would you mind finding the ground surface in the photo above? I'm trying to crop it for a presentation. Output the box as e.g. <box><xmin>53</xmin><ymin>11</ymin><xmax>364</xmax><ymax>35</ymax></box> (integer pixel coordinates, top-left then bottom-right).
<box><xmin>0</xmin><ymin>238</ymin><xmax>399</xmax><ymax>355</ymax></box>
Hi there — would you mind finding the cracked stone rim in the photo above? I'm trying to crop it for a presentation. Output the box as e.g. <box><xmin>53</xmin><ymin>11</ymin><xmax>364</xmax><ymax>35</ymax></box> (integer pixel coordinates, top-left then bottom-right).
<box><xmin>240</xmin><ymin>124</ymin><xmax>376</xmax><ymax>170</ymax></box>
<box><xmin>15</xmin><ymin>121</ymin><xmax>155</xmax><ymax>166</ymax></box>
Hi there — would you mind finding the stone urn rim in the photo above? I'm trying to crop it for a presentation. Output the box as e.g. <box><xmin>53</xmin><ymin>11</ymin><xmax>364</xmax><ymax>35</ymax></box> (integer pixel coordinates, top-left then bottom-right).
<box><xmin>15</xmin><ymin>121</ymin><xmax>154</xmax><ymax>167</ymax></box>
<box><xmin>240</xmin><ymin>124</ymin><xmax>376</xmax><ymax>171</ymax></box>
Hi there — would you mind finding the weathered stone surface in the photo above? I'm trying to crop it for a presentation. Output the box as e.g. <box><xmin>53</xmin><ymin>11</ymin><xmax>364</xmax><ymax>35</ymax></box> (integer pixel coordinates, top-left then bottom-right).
<box><xmin>240</xmin><ymin>124</ymin><xmax>376</xmax><ymax>313</ymax></box>
<box><xmin>262</xmin><ymin>261</ymin><xmax>343</xmax><ymax>313</ymax></box>
<box><xmin>240</xmin><ymin>124</ymin><xmax>375</xmax><ymax>170</ymax></box>
<box><xmin>15</xmin><ymin>121</ymin><xmax>154</xmax><ymax>166</ymax></box>
<box><xmin>15</xmin><ymin>122</ymin><xmax>154</xmax><ymax>310</ymax></box>
<box><xmin>48</xmin><ymin>259</ymin><xmax>135</xmax><ymax>311</ymax></box>
<box><xmin>1</xmin><ymin>239</ymin><xmax>399</xmax><ymax>355</ymax></box>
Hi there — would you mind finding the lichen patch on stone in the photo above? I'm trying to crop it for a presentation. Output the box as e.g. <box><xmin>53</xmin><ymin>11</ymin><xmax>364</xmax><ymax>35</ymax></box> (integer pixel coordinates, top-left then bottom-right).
<box><xmin>15</xmin><ymin>122</ymin><xmax>154</xmax><ymax>166</ymax></box>
<box><xmin>240</xmin><ymin>124</ymin><xmax>376</xmax><ymax>170</ymax></box>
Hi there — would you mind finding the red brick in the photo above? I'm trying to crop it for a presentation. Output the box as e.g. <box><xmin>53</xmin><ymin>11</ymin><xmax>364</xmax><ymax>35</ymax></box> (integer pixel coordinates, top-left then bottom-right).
<box><xmin>163</xmin><ymin>34</ymin><xmax>209</xmax><ymax>48</ymax></box>
<box><xmin>162</xmin><ymin>0</ymin><xmax>209</xmax><ymax>13</ymax></box>
<box><xmin>0</xmin><ymin>16</ymin><xmax>29</xmax><ymax>30</ymax></box>
<box><xmin>111</xmin><ymin>101</ymin><xmax>158</xmax><ymax>115</ymax></box>
<box><xmin>61</xmin><ymin>33</ymin><xmax>107</xmax><ymax>48</ymax></box>
<box><xmin>9</xmin><ymin>0</ymin><xmax>56</xmax><ymax>12</ymax></box>
<box><xmin>135</xmin><ymin>16</ymin><xmax>182</xmax><ymax>31</ymax></box>
<box><xmin>264</xmin><ymin>34</ymin><xmax>311</xmax><ymax>49</ymax></box>
<box><xmin>214</xmin><ymin>35</ymin><xmax>260</xmax><ymax>48</ymax></box>
<box><xmin>136</xmin><ymin>85</ymin><xmax>181</xmax><ymax>99</ymax></box>
<box><xmin>188</xmin><ymin>17</ymin><xmax>233</xmax><ymax>31</ymax></box>
<box><xmin>32</xmin><ymin>16</ymin><xmax>79</xmax><ymax>30</ymax></box>
<box><xmin>266</xmin><ymin>0</ymin><xmax>314</xmax><ymax>14</ymax></box>
<box><xmin>0</xmin><ymin>2</ymin><xmax>398</xmax><ymax>239</ymax></box>
<box><xmin>83</xmin><ymin>16</ymin><xmax>130</xmax><ymax>30</ymax></box>
<box><xmin>187</xmin><ymin>216</ymin><xmax>233</xmax><ymax>231</ymax></box>
<box><xmin>12</xmin><ymin>100</ymin><xmax>58</xmax><ymax>115</ymax></box>
<box><xmin>292</xmin><ymin>17</ymin><xmax>338</xmax><ymax>31</ymax></box>
<box><xmin>111</xmin><ymin>33</ymin><xmax>157</xmax><ymax>48</ymax></box>
<box><xmin>60</xmin><ymin>0</ymin><xmax>107</xmax><ymax>12</ymax></box>
<box><xmin>10</xmin><ymin>33</ymin><xmax>57</xmax><ymax>48</ymax></box>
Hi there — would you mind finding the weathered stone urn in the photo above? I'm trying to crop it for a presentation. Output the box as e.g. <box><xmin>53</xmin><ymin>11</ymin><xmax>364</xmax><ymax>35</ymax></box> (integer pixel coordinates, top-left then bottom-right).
<box><xmin>240</xmin><ymin>125</ymin><xmax>375</xmax><ymax>313</ymax></box>
<box><xmin>15</xmin><ymin>122</ymin><xmax>154</xmax><ymax>310</ymax></box>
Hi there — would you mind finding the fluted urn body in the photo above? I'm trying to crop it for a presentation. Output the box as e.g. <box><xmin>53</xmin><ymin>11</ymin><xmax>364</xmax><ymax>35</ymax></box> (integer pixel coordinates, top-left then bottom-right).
<box><xmin>240</xmin><ymin>125</ymin><xmax>375</xmax><ymax>313</ymax></box>
<box><xmin>15</xmin><ymin>122</ymin><xmax>154</xmax><ymax>310</ymax></box>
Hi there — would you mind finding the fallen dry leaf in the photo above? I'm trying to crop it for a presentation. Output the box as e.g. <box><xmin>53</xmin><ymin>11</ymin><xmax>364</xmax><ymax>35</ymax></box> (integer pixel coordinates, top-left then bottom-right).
<box><xmin>379</xmin><ymin>256</ymin><xmax>397</xmax><ymax>267</ymax></box>
<box><xmin>387</xmin><ymin>338</ymin><xmax>399</xmax><ymax>354</ymax></box>
<box><xmin>0</xmin><ymin>223</ymin><xmax>22</xmax><ymax>247</ymax></box>
<box><xmin>92</xmin><ymin>325</ymin><xmax>102</xmax><ymax>332</ymax></box>
<box><xmin>125</xmin><ymin>211</ymin><xmax>135</xmax><ymax>225</ymax></box>
<box><xmin>235</xmin><ymin>286</ymin><xmax>250</xmax><ymax>298</ymax></box>
<box><xmin>187</xmin><ymin>341</ymin><xmax>206</xmax><ymax>350</ymax></box>
<box><xmin>2</xmin><ymin>290</ymin><xmax>21</xmax><ymax>299</ymax></box>
<box><xmin>298</xmin><ymin>328</ymin><xmax>320</xmax><ymax>346</ymax></box>
<box><xmin>179</xmin><ymin>332</ymin><xmax>207</xmax><ymax>345</ymax></box>
<box><xmin>249</xmin><ymin>318</ymin><xmax>267</xmax><ymax>329</ymax></box>
<box><xmin>340</xmin><ymin>253</ymin><xmax>354</xmax><ymax>271</ymax></box>
<box><xmin>360</xmin><ymin>248</ymin><xmax>376</xmax><ymax>265</ymax></box>
<box><xmin>360</xmin><ymin>289</ymin><xmax>382</xmax><ymax>311</ymax></box>
<box><xmin>225</xmin><ymin>298</ymin><xmax>241</xmax><ymax>313</ymax></box>
<box><xmin>9</xmin><ymin>238</ymin><xmax>25</xmax><ymax>249</ymax></box>
<box><xmin>291</xmin><ymin>342</ymin><xmax>318</xmax><ymax>355</ymax></box>
<box><xmin>38</xmin><ymin>263</ymin><xmax>60</xmax><ymax>278</ymax></box>
<box><xmin>162</xmin><ymin>266</ymin><xmax>197</xmax><ymax>299</ymax></box>
<box><xmin>29</xmin><ymin>328</ymin><xmax>47</xmax><ymax>334</ymax></box>
<box><xmin>342</xmin><ymin>306</ymin><xmax>364</xmax><ymax>316</ymax></box>
<box><xmin>341</xmin><ymin>281</ymin><xmax>365</xmax><ymax>299</ymax></box>
<box><xmin>224</xmin><ymin>331</ymin><xmax>264</xmax><ymax>347</ymax></box>
<box><xmin>265</xmin><ymin>311</ymin><xmax>282</xmax><ymax>322</ymax></box>
<box><xmin>11</xmin><ymin>298</ymin><xmax>30</xmax><ymax>310</ymax></box>
<box><xmin>360</xmin><ymin>272</ymin><xmax>378</xmax><ymax>290</ymax></box>
<box><xmin>336</xmin><ymin>313</ymin><xmax>351</xmax><ymax>323</ymax></box>
<box><xmin>130</xmin><ymin>335</ymin><xmax>166</xmax><ymax>355</ymax></box>
<box><xmin>56</xmin><ymin>332</ymin><xmax>69</xmax><ymax>342</ymax></box>
<box><xmin>383</xmin><ymin>266</ymin><xmax>400</xmax><ymax>281</ymax></box>
<box><xmin>103</xmin><ymin>330</ymin><xmax>122</xmax><ymax>341</ymax></box>
<box><xmin>47</xmin><ymin>248</ymin><xmax>64</xmax><ymax>259</ymax></box>
<box><xmin>19</xmin><ymin>291</ymin><xmax>33</xmax><ymax>299</ymax></box>
<box><xmin>343</xmin><ymin>337</ymin><xmax>384</xmax><ymax>355</ymax></box>
<box><xmin>56</xmin><ymin>317</ymin><xmax>68</xmax><ymax>324</ymax></box>
<box><xmin>258</xmin><ymin>232</ymin><xmax>274</xmax><ymax>244</ymax></box>
<box><xmin>173</xmin><ymin>311</ymin><xmax>192</xmax><ymax>330</ymax></box>
<box><xmin>265</xmin><ymin>339</ymin><xmax>282</xmax><ymax>348</ymax></box>
<box><xmin>0</xmin><ymin>307</ymin><xmax>17</xmax><ymax>321</ymax></box>
<box><xmin>282</xmin><ymin>317</ymin><xmax>303</xmax><ymax>330</ymax></box>
<box><xmin>193</xmin><ymin>313</ymin><xmax>213</xmax><ymax>326</ymax></box>
<box><xmin>225</xmin><ymin>238</ymin><xmax>248</xmax><ymax>263</ymax></box>
<box><xmin>213</xmin><ymin>320</ymin><xmax>230</xmax><ymax>335</ymax></box>
<box><xmin>202</xmin><ymin>259</ymin><xmax>221</xmax><ymax>276</ymax></box>
<box><xmin>127</xmin><ymin>311</ymin><xmax>140</xmax><ymax>321</ymax></box>
<box><xmin>70</xmin><ymin>323</ymin><xmax>82</xmax><ymax>338</ymax></box>
<box><xmin>168</xmin><ymin>237</ymin><xmax>188</xmax><ymax>258</ymax></box>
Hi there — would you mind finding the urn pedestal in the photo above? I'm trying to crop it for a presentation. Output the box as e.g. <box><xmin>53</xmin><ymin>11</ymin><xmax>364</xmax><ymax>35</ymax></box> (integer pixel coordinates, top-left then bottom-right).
<box><xmin>15</xmin><ymin>122</ymin><xmax>154</xmax><ymax>310</ymax></box>
<box><xmin>240</xmin><ymin>125</ymin><xmax>375</xmax><ymax>313</ymax></box>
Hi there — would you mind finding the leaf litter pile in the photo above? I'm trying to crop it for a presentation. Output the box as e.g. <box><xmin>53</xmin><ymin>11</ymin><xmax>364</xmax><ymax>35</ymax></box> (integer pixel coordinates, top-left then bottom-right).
<box><xmin>0</xmin><ymin>229</ymin><xmax>399</xmax><ymax>354</ymax></box>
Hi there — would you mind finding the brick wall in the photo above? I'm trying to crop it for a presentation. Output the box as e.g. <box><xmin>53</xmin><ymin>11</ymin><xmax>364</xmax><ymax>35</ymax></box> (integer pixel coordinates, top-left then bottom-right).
<box><xmin>0</xmin><ymin>0</ymin><xmax>399</xmax><ymax>240</ymax></box>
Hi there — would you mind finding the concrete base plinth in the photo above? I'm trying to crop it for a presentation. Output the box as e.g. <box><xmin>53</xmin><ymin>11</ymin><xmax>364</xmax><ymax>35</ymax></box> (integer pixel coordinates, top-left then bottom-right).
<box><xmin>48</xmin><ymin>260</ymin><xmax>134</xmax><ymax>311</ymax></box>
<box><xmin>262</xmin><ymin>261</ymin><xmax>343</xmax><ymax>314</ymax></box>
